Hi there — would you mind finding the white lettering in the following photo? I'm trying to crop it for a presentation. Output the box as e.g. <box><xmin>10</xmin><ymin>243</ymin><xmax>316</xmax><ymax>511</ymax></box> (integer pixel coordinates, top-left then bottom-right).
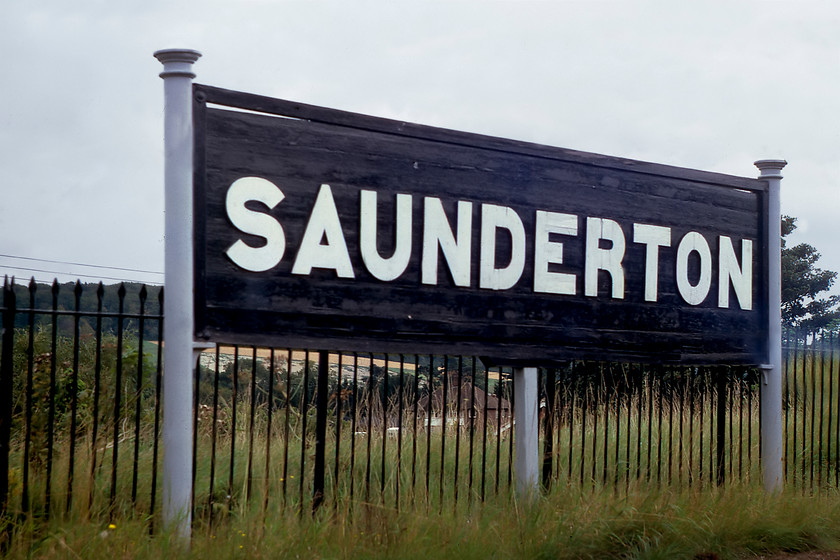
<box><xmin>633</xmin><ymin>223</ymin><xmax>672</xmax><ymax>302</ymax></box>
<box><xmin>291</xmin><ymin>184</ymin><xmax>355</xmax><ymax>278</ymax></box>
<box><xmin>360</xmin><ymin>190</ymin><xmax>412</xmax><ymax>281</ymax></box>
<box><xmin>479</xmin><ymin>204</ymin><xmax>526</xmax><ymax>290</ymax></box>
<box><xmin>421</xmin><ymin>198</ymin><xmax>472</xmax><ymax>286</ymax></box>
<box><xmin>719</xmin><ymin>236</ymin><xmax>753</xmax><ymax>310</ymax></box>
<box><xmin>533</xmin><ymin>211</ymin><xmax>577</xmax><ymax>295</ymax></box>
<box><xmin>676</xmin><ymin>231</ymin><xmax>711</xmax><ymax>305</ymax></box>
<box><xmin>225</xmin><ymin>176</ymin><xmax>286</xmax><ymax>273</ymax></box>
<box><xmin>585</xmin><ymin>217</ymin><xmax>625</xmax><ymax>298</ymax></box>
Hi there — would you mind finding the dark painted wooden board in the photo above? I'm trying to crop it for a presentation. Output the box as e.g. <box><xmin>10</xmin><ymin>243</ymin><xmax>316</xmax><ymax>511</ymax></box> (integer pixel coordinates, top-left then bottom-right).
<box><xmin>193</xmin><ymin>84</ymin><xmax>769</xmax><ymax>366</ymax></box>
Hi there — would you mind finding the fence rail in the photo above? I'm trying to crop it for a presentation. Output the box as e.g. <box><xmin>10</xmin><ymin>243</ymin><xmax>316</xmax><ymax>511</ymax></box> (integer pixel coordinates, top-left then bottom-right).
<box><xmin>1</xmin><ymin>278</ymin><xmax>839</xmax><ymax>529</ymax></box>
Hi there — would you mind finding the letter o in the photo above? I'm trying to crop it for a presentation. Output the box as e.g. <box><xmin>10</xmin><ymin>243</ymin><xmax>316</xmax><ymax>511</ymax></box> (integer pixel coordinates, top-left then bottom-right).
<box><xmin>676</xmin><ymin>231</ymin><xmax>712</xmax><ymax>306</ymax></box>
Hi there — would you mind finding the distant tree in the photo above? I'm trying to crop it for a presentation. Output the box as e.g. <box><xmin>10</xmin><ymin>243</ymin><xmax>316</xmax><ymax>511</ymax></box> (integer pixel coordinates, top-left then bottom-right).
<box><xmin>781</xmin><ymin>215</ymin><xmax>839</xmax><ymax>330</ymax></box>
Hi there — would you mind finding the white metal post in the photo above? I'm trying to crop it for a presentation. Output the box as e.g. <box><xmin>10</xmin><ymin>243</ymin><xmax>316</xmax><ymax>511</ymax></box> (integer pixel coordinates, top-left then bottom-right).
<box><xmin>755</xmin><ymin>159</ymin><xmax>786</xmax><ymax>493</ymax></box>
<box><xmin>154</xmin><ymin>48</ymin><xmax>201</xmax><ymax>538</ymax></box>
<box><xmin>513</xmin><ymin>367</ymin><xmax>539</xmax><ymax>501</ymax></box>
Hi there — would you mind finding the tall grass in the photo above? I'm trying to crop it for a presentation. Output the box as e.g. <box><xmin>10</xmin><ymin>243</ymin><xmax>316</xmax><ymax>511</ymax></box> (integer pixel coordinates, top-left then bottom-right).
<box><xmin>5</xmin><ymin>484</ymin><xmax>840</xmax><ymax>559</ymax></box>
<box><xmin>6</xmin><ymin>339</ymin><xmax>840</xmax><ymax>558</ymax></box>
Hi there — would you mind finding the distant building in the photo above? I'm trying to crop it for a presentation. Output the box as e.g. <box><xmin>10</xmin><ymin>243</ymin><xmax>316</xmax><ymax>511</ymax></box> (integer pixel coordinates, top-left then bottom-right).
<box><xmin>417</xmin><ymin>372</ymin><xmax>511</xmax><ymax>433</ymax></box>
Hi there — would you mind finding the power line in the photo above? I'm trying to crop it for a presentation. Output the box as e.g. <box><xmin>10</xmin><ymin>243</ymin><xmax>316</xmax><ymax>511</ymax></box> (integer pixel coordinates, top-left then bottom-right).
<box><xmin>0</xmin><ymin>253</ymin><xmax>164</xmax><ymax>276</ymax></box>
<box><xmin>0</xmin><ymin>264</ymin><xmax>163</xmax><ymax>285</ymax></box>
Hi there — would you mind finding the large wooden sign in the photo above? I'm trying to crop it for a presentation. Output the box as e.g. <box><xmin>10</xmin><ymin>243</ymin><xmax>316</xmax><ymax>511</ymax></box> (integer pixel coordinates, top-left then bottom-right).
<box><xmin>193</xmin><ymin>84</ymin><xmax>769</xmax><ymax>365</ymax></box>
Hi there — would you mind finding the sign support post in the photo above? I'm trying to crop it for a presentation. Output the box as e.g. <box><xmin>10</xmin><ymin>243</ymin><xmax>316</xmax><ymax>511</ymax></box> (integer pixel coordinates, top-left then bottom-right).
<box><xmin>755</xmin><ymin>159</ymin><xmax>786</xmax><ymax>493</ymax></box>
<box><xmin>154</xmin><ymin>48</ymin><xmax>202</xmax><ymax>538</ymax></box>
<box><xmin>513</xmin><ymin>367</ymin><xmax>539</xmax><ymax>501</ymax></box>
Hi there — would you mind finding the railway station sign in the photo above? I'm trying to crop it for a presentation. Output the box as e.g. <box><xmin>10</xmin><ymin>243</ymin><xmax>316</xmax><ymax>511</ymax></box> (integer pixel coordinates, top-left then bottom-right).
<box><xmin>192</xmin><ymin>84</ymin><xmax>769</xmax><ymax>365</ymax></box>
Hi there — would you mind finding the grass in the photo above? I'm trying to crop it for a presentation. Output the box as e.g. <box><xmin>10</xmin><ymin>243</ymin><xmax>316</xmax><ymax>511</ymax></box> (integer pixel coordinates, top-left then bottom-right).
<box><xmin>5</xmin><ymin>484</ymin><xmax>840</xmax><ymax>559</ymax></box>
<box><xmin>5</xmin><ymin>343</ymin><xmax>840</xmax><ymax>557</ymax></box>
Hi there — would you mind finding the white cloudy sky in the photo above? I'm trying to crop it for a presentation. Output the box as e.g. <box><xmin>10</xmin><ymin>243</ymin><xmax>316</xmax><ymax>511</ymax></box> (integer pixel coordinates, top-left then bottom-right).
<box><xmin>1</xmin><ymin>1</ymin><xmax>838</xmax><ymax>291</ymax></box>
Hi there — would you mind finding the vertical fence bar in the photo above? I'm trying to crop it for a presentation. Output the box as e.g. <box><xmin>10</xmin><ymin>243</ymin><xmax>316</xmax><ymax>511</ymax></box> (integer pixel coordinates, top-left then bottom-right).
<box><xmin>132</xmin><ymin>286</ymin><xmax>147</xmax><ymax>506</ymax></box>
<box><xmin>332</xmin><ymin>353</ymin><xmax>342</xmax><ymax>511</ymax></box>
<box><xmin>190</xmin><ymin>350</ymin><xmax>201</xmax><ymax>520</ymax></box>
<box><xmin>602</xmin><ymin>366</ymin><xmax>610</xmax><ymax>487</ymax></box>
<box><xmin>439</xmin><ymin>356</ymin><xmax>448</xmax><ymax>509</ymax></box>
<box><xmin>570</xmin><ymin>369</ymin><xmax>578</xmax><ymax>484</ymax></box>
<box><xmin>748</xmin><ymin>366</ymin><xmax>754</xmax><ymax>484</ymax></box>
<box><xmin>480</xmin><ymin>363</ymin><xmax>489</xmax><ymax>501</ymax></box>
<box><xmin>645</xmin><ymin>366</ymin><xmax>653</xmax><ymax>484</ymax></box>
<box><xmin>625</xmin><ymin>365</ymin><xmax>633</xmax><ymax>492</ymax></box>
<box><xmin>635</xmin><ymin>365</ymin><xmax>642</xmax><ymax>483</ymax></box>
<box><xmin>88</xmin><ymin>283</ymin><xmax>104</xmax><ymax>515</ymax></box>
<box><xmin>678</xmin><ymin>367</ymin><xmax>685</xmax><ymax>486</ymax></box>
<box><xmin>495</xmin><ymin>367</ymin><xmax>503</xmax><ymax>494</ymax></box>
<box><xmin>542</xmin><ymin>368</ymin><xmax>556</xmax><ymax>490</ymax></box>
<box><xmin>46</xmin><ymin>281</ymin><xmax>60</xmax><ymax>518</ymax></box>
<box><xmin>282</xmin><ymin>350</ymin><xmax>292</xmax><ymax>509</ymax></box>
<box><xmin>228</xmin><ymin>346</ymin><xmax>239</xmax><ymax>511</ymax></box>
<box><xmin>793</xmin><ymin>328</ymin><xmax>800</xmax><ymax>488</ymax></box>
<box><xmin>206</xmin><ymin>346</ymin><xmax>221</xmax><ymax>524</ymax></box>
<box><xmin>312</xmin><ymin>350</ymin><xmax>329</xmax><ymax>512</ymax></box>
<box><xmin>831</xmin><ymin>332</ymin><xmax>838</xmax><ymax>487</ymax></box>
<box><xmin>411</xmin><ymin>355</ymin><xmax>420</xmax><ymax>499</ymax></box>
<box><xmin>667</xmin><ymin>368</ymin><xmax>674</xmax><ymax>485</ymax></box>
<box><xmin>246</xmin><ymin>347</ymin><xmax>258</xmax><ymax>503</ymax></box>
<box><xmin>716</xmin><ymin>368</ymin><xmax>726</xmax><ymax>487</ymax></box>
<box><xmin>656</xmin><ymin>366</ymin><xmax>664</xmax><ymax>486</ymax></box>
<box><xmin>149</xmin><ymin>290</ymin><xmax>164</xmax><ymax>533</ymax></box>
<box><xmin>810</xmin><ymin>333</ymin><xmax>817</xmax><ymax>491</ymax></box>
<box><xmin>425</xmin><ymin>357</ymin><xmax>433</xmax><ymax>502</ymax></box>
<box><xmin>109</xmin><ymin>284</ymin><xmax>126</xmax><ymax>514</ymax></box>
<box><xmin>783</xmin><ymin>330</ymin><xmax>790</xmax><ymax>485</ymax></box>
<box><xmin>453</xmin><ymin>357</ymin><xmax>463</xmax><ymax>509</ymax></box>
<box><xmin>591</xmin><ymin>366</ymin><xmax>599</xmax><ymax>486</ymax></box>
<box><xmin>381</xmin><ymin>355</ymin><xmax>389</xmax><ymax>500</ymax></box>
<box><xmin>66</xmin><ymin>282</ymin><xmax>82</xmax><ymax>514</ymax></box>
<box><xmin>300</xmin><ymin>351</ymin><xmax>311</xmax><ymax>515</ymax></box>
<box><xmin>818</xmin><ymin>333</ymin><xmax>826</xmax><ymax>490</ymax></box>
<box><xmin>0</xmin><ymin>279</ymin><xmax>15</xmax><ymax>517</ymax></box>
<box><xmin>581</xmin><ymin>368</ymin><xmax>588</xmax><ymax>486</ymax></box>
<box><xmin>728</xmin><ymin>367</ymin><xmax>734</xmax><ymax>483</ymax></box>
<box><xmin>688</xmin><ymin>367</ymin><xmax>695</xmax><ymax>487</ymax></box>
<box><xmin>800</xmin><ymin>332</ymin><xmax>807</xmax><ymax>491</ymax></box>
<box><xmin>698</xmin><ymin>369</ymin><xmax>705</xmax><ymax>488</ymax></box>
<box><xmin>738</xmin><ymin>370</ymin><xmax>744</xmax><ymax>482</ymax></box>
<box><xmin>468</xmin><ymin>358</ymin><xmax>477</xmax><ymax>505</ymax></box>
<box><xmin>396</xmin><ymin>355</ymin><xmax>405</xmax><ymax>511</ymax></box>
<box><xmin>613</xmin><ymin>367</ymin><xmax>621</xmax><ymax>490</ymax></box>
<box><xmin>365</xmin><ymin>354</ymin><xmax>373</xmax><ymax>504</ymax></box>
<box><xmin>349</xmin><ymin>353</ymin><xmax>358</xmax><ymax>506</ymax></box>
<box><xmin>265</xmin><ymin>349</ymin><xmax>275</xmax><ymax>515</ymax></box>
<box><xmin>507</xmin><ymin>369</ymin><xmax>514</xmax><ymax>492</ymax></box>
<box><xmin>22</xmin><ymin>280</ymin><xmax>36</xmax><ymax>514</ymax></box>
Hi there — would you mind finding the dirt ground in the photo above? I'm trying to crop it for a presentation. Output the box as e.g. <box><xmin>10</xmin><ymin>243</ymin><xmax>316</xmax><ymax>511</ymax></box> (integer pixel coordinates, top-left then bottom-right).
<box><xmin>754</xmin><ymin>552</ymin><xmax>840</xmax><ymax>560</ymax></box>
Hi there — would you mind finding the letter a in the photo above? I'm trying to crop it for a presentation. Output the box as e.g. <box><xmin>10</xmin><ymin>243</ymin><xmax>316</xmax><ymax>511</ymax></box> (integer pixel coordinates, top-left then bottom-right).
<box><xmin>292</xmin><ymin>184</ymin><xmax>355</xmax><ymax>278</ymax></box>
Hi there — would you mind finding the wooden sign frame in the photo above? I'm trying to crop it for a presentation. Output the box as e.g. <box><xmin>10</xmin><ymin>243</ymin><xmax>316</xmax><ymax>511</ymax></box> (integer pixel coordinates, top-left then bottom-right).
<box><xmin>193</xmin><ymin>84</ymin><xmax>769</xmax><ymax>366</ymax></box>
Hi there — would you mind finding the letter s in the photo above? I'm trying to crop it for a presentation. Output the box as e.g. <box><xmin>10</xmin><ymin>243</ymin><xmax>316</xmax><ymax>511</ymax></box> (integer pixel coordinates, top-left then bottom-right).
<box><xmin>225</xmin><ymin>176</ymin><xmax>285</xmax><ymax>272</ymax></box>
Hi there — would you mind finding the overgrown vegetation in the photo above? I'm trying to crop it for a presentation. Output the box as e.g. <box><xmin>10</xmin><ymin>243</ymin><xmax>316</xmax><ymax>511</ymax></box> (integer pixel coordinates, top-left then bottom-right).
<box><xmin>4</xmin><ymin>485</ymin><xmax>840</xmax><ymax>559</ymax></box>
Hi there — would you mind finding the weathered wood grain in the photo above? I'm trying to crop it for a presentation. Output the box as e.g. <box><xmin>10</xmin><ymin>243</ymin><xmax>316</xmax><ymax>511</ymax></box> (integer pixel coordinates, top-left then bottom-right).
<box><xmin>193</xmin><ymin>84</ymin><xmax>769</xmax><ymax>366</ymax></box>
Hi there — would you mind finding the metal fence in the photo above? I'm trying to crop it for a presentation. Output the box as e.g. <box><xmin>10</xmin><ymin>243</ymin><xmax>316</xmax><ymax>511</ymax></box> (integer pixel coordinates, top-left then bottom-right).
<box><xmin>1</xmin><ymin>278</ymin><xmax>839</xmax><ymax>528</ymax></box>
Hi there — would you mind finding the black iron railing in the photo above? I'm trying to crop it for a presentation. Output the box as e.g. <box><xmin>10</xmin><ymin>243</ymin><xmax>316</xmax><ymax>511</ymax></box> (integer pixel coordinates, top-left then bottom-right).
<box><xmin>1</xmin><ymin>277</ymin><xmax>839</xmax><ymax>530</ymax></box>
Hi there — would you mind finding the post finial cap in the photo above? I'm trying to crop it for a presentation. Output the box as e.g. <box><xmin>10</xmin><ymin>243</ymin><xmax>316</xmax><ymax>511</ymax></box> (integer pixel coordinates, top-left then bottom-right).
<box><xmin>154</xmin><ymin>48</ymin><xmax>202</xmax><ymax>79</ymax></box>
<box><xmin>754</xmin><ymin>159</ymin><xmax>787</xmax><ymax>179</ymax></box>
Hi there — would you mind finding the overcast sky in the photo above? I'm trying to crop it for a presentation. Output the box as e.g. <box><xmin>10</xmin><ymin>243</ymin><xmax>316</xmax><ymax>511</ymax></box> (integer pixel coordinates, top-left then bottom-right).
<box><xmin>2</xmin><ymin>1</ymin><xmax>838</xmax><ymax>293</ymax></box>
